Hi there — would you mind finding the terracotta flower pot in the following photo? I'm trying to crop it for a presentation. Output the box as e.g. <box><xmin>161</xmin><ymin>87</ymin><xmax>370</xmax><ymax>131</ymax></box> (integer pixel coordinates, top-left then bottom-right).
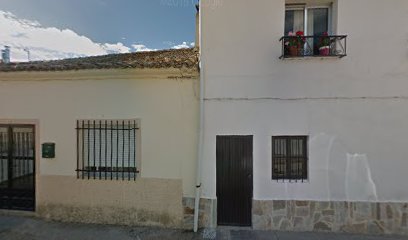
<box><xmin>319</xmin><ymin>46</ymin><xmax>330</xmax><ymax>56</ymax></box>
<box><xmin>288</xmin><ymin>46</ymin><xmax>300</xmax><ymax>57</ymax></box>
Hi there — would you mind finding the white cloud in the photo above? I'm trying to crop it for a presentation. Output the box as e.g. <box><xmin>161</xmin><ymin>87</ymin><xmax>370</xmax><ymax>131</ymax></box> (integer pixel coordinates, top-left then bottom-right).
<box><xmin>163</xmin><ymin>41</ymin><xmax>175</xmax><ymax>46</ymax></box>
<box><xmin>171</xmin><ymin>41</ymin><xmax>194</xmax><ymax>49</ymax></box>
<box><xmin>132</xmin><ymin>44</ymin><xmax>157</xmax><ymax>52</ymax></box>
<box><xmin>101</xmin><ymin>42</ymin><xmax>131</xmax><ymax>54</ymax></box>
<box><xmin>0</xmin><ymin>11</ymin><xmax>130</xmax><ymax>62</ymax></box>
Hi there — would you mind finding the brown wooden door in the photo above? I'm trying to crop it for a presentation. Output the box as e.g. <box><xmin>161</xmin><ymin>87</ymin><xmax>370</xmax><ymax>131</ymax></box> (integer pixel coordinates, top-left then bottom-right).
<box><xmin>216</xmin><ymin>135</ymin><xmax>253</xmax><ymax>226</ymax></box>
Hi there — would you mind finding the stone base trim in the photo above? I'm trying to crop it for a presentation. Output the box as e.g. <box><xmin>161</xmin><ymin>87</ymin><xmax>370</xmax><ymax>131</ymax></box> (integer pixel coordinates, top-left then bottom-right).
<box><xmin>253</xmin><ymin>200</ymin><xmax>408</xmax><ymax>236</ymax></box>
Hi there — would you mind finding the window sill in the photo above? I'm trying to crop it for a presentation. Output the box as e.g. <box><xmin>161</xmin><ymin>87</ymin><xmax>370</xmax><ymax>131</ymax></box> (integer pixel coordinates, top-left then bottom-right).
<box><xmin>279</xmin><ymin>55</ymin><xmax>347</xmax><ymax>60</ymax></box>
<box><xmin>272</xmin><ymin>179</ymin><xmax>310</xmax><ymax>183</ymax></box>
<box><xmin>76</xmin><ymin>169</ymin><xmax>140</xmax><ymax>181</ymax></box>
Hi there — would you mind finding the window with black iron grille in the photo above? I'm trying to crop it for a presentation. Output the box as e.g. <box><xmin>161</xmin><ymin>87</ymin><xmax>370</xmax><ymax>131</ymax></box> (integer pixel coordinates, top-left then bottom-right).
<box><xmin>272</xmin><ymin>136</ymin><xmax>308</xmax><ymax>182</ymax></box>
<box><xmin>76</xmin><ymin>120</ymin><xmax>139</xmax><ymax>181</ymax></box>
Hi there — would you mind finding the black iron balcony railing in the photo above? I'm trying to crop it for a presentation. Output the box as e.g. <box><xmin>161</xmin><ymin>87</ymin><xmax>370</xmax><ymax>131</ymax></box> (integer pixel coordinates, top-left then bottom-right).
<box><xmin>279</xmin><ymin>35</ymin><xmax>347</xmax><ymax>59</ymax></box>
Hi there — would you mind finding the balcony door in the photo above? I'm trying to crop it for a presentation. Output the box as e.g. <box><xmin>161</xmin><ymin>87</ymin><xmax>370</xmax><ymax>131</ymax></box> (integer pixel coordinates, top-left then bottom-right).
<box><xmin>285</xmin><ymin>5</ymin><xmax>330</xmax><ymax>54</ymax></box>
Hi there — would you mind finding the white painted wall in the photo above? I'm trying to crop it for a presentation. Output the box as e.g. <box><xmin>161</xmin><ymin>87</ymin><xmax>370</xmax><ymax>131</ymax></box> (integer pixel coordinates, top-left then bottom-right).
<box><xmin>201</xmin><ymin>0</ymin><xmax>408</xmax><ymax>202</ymax></box>
<box><xmin>0</xmin><ymin>71</ymin><xmax>199</xmax><ymax>197</ymax></box>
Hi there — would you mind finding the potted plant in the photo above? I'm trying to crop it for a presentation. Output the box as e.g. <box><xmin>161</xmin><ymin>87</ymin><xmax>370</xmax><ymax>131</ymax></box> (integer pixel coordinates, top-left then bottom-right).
<box><xmin>318</xmin><ymin>32</ymin><xmax>331</xmax><ymax>56</ymax></box>
<box><xmin>285</xmin><ymin>31</ymin><xmax>306</xmax><ymax>57</ymax></box>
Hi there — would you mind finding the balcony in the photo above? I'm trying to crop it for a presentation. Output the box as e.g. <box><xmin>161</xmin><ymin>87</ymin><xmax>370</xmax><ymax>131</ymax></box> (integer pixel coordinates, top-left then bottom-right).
<box><xmin>279</xmin><ymin>35</ymin><xmax>347</xmax><ymax>59</ymax></box>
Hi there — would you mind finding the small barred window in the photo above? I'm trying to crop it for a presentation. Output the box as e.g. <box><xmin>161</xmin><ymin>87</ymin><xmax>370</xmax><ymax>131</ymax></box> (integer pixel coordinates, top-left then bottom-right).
<box><xmin>272</xmin><ymin>136</ymin><xmax>308</xmax><ymax>182</ymax></box>
<box><xmin>76</xmin><ymin>120</ymin><xmax>139</xmax><ymax>180</ymax></box>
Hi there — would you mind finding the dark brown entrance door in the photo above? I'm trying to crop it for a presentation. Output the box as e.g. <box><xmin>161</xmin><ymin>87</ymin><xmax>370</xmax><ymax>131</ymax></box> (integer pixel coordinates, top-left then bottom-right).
<box><xmin>216</xmin><ymin>135</ymin><xmax>253</xmax><ymax>226</ymax></box>
<box><xmin>0</xmin><ymin>125</ymin><xmax>36</xmax><ymax>211</ymax></box>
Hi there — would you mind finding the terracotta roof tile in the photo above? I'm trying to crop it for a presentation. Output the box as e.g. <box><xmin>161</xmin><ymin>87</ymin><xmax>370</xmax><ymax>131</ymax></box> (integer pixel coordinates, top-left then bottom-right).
<box><xmin>0</xmin><ymin>48</ymin><xmax>199</xmax><ymax>72</ymax></box>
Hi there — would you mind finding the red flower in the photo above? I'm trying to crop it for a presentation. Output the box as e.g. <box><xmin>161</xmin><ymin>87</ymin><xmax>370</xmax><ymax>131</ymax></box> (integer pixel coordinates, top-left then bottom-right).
<box><xmin>296</xmin><ymin>31</ymin><xmax>304</xmax><ymax>36</ymax></box>
<box><xmin>285</xmin><ymin>30</ymin><xmax>306</xmax><ymax>47</ymax></box>
<box><xmin>295</xmin><ymin>31</ymin><xmax>306</xmax><ymax>42</ymax></box>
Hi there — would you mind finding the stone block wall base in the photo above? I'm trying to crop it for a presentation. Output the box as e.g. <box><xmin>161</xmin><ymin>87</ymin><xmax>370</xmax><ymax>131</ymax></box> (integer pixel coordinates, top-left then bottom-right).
<box><xmin>253</xmin><ymin>200</ymin><xmax>408</xmax><ymax>236</ymax></box>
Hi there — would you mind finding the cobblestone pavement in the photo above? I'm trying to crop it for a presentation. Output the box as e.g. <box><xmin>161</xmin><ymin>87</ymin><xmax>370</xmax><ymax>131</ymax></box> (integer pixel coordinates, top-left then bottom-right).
<box><xmin>0</xmin><ymin>215</ymin><xmax>407</xmax><ymax>240</ymax></box>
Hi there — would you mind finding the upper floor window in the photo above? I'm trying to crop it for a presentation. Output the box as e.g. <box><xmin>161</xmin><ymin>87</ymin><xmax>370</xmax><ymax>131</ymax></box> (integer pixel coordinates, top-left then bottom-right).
<box><xmin>285</xmin><ymin>5</ymin><xmax>330</xmax><ymax>37</ymax></box>
<box><xmin>281</xmin><ymin>3</ymin><xmax>347</xmax><ymax>59</ymax></box>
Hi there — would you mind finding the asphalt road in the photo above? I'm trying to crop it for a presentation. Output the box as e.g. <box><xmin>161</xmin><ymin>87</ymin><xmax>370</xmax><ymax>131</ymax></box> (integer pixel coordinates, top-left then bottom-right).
<box><xmin>0</xmin><ymin>215</ymin><xmax>407</xmax><ymax>240</ymax></box>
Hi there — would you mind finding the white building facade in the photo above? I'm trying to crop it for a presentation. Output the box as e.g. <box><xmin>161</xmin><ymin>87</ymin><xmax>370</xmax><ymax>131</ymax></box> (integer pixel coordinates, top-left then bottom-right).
<box><xmin>0</xmin><ymin>49</ymin><xmax>200</xmax><ymax>228</ymax></box>
<box><xmin>199</xmin><ymin>0</ymin><xmax>408</xmax><ymax>235</ymax></box>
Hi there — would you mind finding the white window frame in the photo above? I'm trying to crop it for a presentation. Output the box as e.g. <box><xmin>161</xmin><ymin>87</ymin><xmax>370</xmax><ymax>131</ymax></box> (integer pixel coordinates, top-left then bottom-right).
<box><xmin>286</xmin><ymin>4</ymin><xmax>333</xmax><ymax>36</ymax></box>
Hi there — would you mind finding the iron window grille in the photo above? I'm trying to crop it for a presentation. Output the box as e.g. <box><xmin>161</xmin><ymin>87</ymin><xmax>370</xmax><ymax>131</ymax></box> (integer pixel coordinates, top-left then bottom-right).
<box><xmin>76</xmin><ymin>120</ymin><xmax>139</xmax><ymax>181</ymax></box>
<box><xmin>272</xmin><ymin>136</ymin><xmax>308</xmax><ymax>182</ymax></box>
<box><xmin>279</xmin><ymin>35</ymin><xmax>347</xmax><ymax>59</ymax></box>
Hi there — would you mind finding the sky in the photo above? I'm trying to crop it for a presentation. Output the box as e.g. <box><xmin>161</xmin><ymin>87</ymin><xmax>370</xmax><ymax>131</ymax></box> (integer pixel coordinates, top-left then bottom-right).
<box><xmin>0</xmin><ymin>0</ymin><xmax>197</xmax><ymax>62</ymax></box>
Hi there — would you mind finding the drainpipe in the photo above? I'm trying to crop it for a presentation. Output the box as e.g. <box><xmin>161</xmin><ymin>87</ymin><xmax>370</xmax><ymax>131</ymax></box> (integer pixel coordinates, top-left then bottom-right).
<box><xmin>193</xmin><ymin>0</ymin><xmax>204</xmax><ymax>233</ymax></box>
